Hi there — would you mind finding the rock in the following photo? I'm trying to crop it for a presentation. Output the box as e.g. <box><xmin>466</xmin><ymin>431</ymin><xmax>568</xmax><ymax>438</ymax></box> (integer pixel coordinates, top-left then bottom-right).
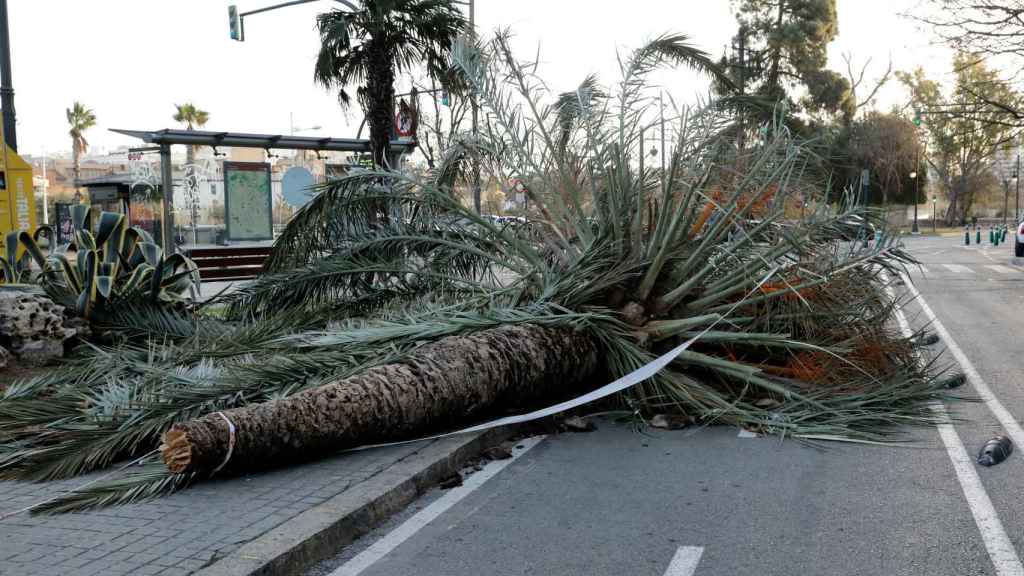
<box><xmin>562</xmin><ymin>416</ymin><xmax>596</xmax><ymax>432</ymax></box>
<box><xmin>0</xmin><ymin>345</ymin><xmax>8</xmax><ymax>369</ymax></box>
<box><xmin>0</xmin><ymin>290</ymin><xmax>77</xmax><ymax>366</ymax></box>
<box><xmin>482</xmin><ymin>446</ymin><xmax>513</xmax><ymax>461</ymax></box>
<box><xmin>16</xmin><ymin>340</ymin><xmax>66</xmax><ymax>367</ymax></box>
<box><xmin>649</xmin><ymin>414</ymin><xmax>692</xmax><ymax>430</ymax></box>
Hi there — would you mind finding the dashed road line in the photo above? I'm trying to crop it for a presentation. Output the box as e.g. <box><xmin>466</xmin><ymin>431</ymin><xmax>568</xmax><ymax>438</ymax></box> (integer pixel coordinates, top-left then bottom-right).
<box><xmin>985</xmin><ymin>265</ymin><xmax>1016</xmax><ymax>274</ymax></box>
<box><xmin>663</xmin><ymin>546</ymin><xmax>704</xmax><ymax>576</ymax></box>
<box><xmin>942</xmin><ymin>264</ymin><xmax>974</xmax><ymax>274</ymax></box>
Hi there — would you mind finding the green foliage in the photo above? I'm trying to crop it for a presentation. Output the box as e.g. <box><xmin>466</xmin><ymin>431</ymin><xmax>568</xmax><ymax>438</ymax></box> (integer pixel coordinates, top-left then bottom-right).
<box><xmin>0</xmin><ymin>205</ymin><xmax>199</xmax><ymax>323</ymax></box>
<box><xmin>314</xmin><ymin>0</ymin><xmax>468</xmax><ymax>166</ymax></box>
<box><xmin>844</xmin><ymin>111</ymin><xmax>926</xmax><ymax>205</ymax></box>
<box><xmin>172</xmin><ymin>102</ymin><xmax>210</xmax><ymax>130</ymax></box>
<box><xmin>898</xmin><ymin>55</ymin><xmax>1024</xmax><ymax>223</ymax></box>
<box><xmin>725</xmin><ymin>0</ymin><xmax>851</xmax><ymax>120</ymax></box>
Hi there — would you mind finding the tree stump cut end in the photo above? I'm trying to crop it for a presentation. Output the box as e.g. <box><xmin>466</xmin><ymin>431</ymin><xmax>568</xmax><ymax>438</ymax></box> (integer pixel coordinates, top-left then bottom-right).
<box><xmin>161</xmin><ymin>427</ymin><xmax>193</xmax><ymax>474</ymax></box>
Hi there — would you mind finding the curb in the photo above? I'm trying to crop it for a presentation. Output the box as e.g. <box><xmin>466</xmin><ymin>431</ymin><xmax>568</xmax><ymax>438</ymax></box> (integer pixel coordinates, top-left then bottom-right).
<box><xmin>195</xmin><ymin>426</ymin><xmax>517</xmax><ymax>576</ymax></box>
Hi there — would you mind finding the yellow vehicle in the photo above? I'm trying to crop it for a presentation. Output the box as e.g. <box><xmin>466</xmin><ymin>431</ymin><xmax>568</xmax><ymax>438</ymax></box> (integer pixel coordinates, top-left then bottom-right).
<box><xmin>0</xmin><ymin>134</ymin><xmax>37</xmax><ymax>253</ymax></box>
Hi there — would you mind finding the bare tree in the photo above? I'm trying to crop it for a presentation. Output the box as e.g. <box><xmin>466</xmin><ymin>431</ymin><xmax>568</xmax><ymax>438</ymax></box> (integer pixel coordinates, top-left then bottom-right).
<box><xmin>416</xmin><ymin>75</ymin><xmax>470</xmax><ymax>169</ymax></box>
<box><xmin>841</xmin><ymin>53</ymin><xmax>892</xmax><ymax>123</ymax></box>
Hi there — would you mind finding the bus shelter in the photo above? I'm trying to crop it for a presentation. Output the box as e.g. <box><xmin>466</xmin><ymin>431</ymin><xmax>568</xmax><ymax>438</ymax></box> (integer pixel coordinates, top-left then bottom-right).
<box><xmin>111</xmin><ymin>128</ymin><xmax>416</xmax><ymax>251</ymax></box>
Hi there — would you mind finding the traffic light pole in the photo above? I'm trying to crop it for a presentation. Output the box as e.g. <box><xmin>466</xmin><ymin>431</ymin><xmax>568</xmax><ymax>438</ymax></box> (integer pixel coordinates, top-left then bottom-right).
<box><xmin>0</xmin><ymin>0</ymin><xmax>17</xmax><ymax>152</ymax></box>
<box><xmin>230</xmin><ymin>0</ymin><xmax>358</xmax><ymax>41</ymax></box>
<box><xmin>470</xmin><ymin>0</ymin><xmax>481</xmax><ymax>214</ymax></box>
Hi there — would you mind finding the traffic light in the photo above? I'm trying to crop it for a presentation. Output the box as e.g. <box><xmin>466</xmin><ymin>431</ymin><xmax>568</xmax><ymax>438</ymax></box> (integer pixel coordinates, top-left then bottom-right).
<box><xmin>913</xmin><ymin>110</ymin><xmax>922</xmax><ymax>126</ymax></box>
<box><xmin>440</xmin><ymin>90</ymin><xmax>450</xmax><ymax>107</ymax></box>
<box><xmin>229</xmin><ymin>5</ymin><xmax>242</xmax><ymax>41</ymax></box>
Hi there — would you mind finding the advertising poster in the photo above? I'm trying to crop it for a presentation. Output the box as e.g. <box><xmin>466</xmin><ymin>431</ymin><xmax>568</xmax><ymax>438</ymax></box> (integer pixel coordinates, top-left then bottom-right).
<box><xmin>223</xmin><ymin>162</ymin><xmax>273</xmax><ymax>241</ymax></box>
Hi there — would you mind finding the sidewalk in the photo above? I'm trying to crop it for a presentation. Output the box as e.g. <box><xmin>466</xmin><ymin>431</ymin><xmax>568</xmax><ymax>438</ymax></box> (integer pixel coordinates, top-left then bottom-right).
<box><xmin>0</xmin><ymin>430</ymin><xmax>505</xmax><ymax>576</ymax></box>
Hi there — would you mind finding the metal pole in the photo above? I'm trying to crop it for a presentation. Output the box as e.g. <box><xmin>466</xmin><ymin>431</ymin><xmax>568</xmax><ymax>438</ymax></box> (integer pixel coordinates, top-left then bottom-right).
<box><xmin>0</xmin><ymin>0</ymin><xmax>16</xmax><ymax>152</ymax></box>
<box><xmin>470</xmin><ymin>0</ymin><xmax>481</xmax><ymax>214</ymax></box>
<box><xmin>41</xmin><ymin>147</ymin><xmax>47</xmax><ymax>224</ymax></box>
<box><xmin>160</xmin><ymin>144</ymin><xmax>175</xmax><ymax>251</ymax></box>
<box><xmin>1017</xmin><ymin>151</ymin><xmax>1021</xmax><ymax>224</ymax></box>
<box><xmin>1005</xmin><ymin>178</ymin><xmax>1009</xmax><ymax>228</ymax></box>
<box><xmin>912</xmin><ymin>144</ymin><xmax>919</xmax><ymax>234</ymax></box>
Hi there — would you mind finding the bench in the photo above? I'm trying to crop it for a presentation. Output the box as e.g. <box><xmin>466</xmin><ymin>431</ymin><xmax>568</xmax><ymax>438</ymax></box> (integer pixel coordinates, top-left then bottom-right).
<box><xmin>185</xmin><ymin>246</ymin><xmax>273</xmax><ymax>281</ymax></box>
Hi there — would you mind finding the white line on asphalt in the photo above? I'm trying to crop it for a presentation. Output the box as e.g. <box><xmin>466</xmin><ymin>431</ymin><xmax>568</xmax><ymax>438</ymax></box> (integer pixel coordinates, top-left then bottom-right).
<box><xmin>986</xmin><ymin>265</ymin><xmax>1016</xmax><ymax>274</ymax></box>
<box><xmin>942</xmin><ymin>263</ymin><xmax>974</xmax><ymax>274</ymax></box>
<box><xmin>663</xmin><ymin>546</ymin><xmax>704</xmax><ymax>576</ymax></box>
<box><xmin>737</xmin><ymin>429</ymin><xmax>758</xmax><ymax>438</ymax></box>
<box><xmin>900</xmin><ymin>272</ymin><xmax>1024</xmax><ymax>448</ymax></box>
<box><xmin>891</xmin><ymin>276</ymin><xmax>1024</xmax><ymax>576</ymax></box>
<box><xmin>328</xmin><ymin>436</ymin><xmax>546</xmax><ymax>576</ymax></box>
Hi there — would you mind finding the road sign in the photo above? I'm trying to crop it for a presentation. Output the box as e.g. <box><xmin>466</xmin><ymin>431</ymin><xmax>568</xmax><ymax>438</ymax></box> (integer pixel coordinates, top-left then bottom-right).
<box><xmin>281</xmin><ymin>166</ymin><xmax>315</xmax><ymax>208</ymax></box>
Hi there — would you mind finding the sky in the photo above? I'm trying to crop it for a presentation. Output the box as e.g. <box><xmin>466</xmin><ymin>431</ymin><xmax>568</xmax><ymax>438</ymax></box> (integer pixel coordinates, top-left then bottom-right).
<box><xmin>5</xmin><ymin>0</ymin><xmax>950</xmax><ymax>158</ymax></box>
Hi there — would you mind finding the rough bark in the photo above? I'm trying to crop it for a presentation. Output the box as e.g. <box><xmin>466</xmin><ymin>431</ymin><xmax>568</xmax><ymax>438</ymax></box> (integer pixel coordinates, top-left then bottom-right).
<box><xmin>366</xmin><ymin>40</ymin><xmax>396</xmax><ymax>168</ymax></box>
<box><xmin>161</xmin><ymin>324</ymin><xmax>602</xmax><ymax>475</ymax></box>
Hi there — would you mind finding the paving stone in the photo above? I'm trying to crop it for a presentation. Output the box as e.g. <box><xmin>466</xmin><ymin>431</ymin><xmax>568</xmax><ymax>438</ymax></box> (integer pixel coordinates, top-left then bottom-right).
<box><xmin>0</xmin><ymin>440</ymin><xmax>430</xmax><ymax>576</ymax></box>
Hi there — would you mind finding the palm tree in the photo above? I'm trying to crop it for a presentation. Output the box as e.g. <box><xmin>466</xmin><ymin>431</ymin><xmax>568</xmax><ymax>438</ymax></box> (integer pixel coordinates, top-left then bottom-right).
<box><xmin>0</xmin><ymin>35</ymin><xmax>947</xmax><ymax>511</ymax></box>
<box><xmin>66</xmin><ymin>102</ymin><xmax>96</xmax><ymax>201</ymax></box>
<box><xmin>173</xmin><ymin>103</ymin><xmax>210</xmax><ymax>244</ymax></box>
<box><xmin>314</xmin><ymin>0</ymin><xmax>467</xmax><ymax>168</ymax></box>
<box><xmin>172</xmin><ymin>102</ymin><xmax>210</xmax><ymax>165</ymax></box>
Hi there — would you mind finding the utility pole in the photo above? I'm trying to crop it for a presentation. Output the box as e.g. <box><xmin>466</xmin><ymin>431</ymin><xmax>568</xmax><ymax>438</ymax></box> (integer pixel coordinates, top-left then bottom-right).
<box><xmin>0</xmin><ymin>0</ymin><xmax>17</xmax><ymax>152</ymax></box>
<box><xmin>470</xmin><ymin>0</ymin><xmax>481</xmax><ymax>214</ymax></box>
<box><xmin>1016</xmin><ymin>150</ymin><xmax>1021</xmax><ymax>224</ymax></box>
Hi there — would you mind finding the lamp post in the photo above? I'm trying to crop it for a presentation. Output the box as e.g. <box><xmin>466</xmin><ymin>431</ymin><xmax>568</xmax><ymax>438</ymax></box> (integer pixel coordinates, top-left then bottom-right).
<box><xmin>932</xmin><ymin>195</ymin><xmax>937</xmax><ymax>233</ymax></box>
<box><xmin>1004</xmin><ymin>177</ymin><xmax>1011</xmax><ymax>228</ymax></box>
<box><xmin>910</xmin><ymin>171</ymin><xmax>919</xmax><ymax>234</ymax></box>
<box><xmin>1011</xmin><ymin>148</ymin><xmax>1019</xmax><ymax>223</ymax></box>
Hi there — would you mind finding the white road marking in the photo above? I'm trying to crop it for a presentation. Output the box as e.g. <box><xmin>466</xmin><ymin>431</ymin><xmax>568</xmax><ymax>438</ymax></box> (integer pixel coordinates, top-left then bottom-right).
<box><xmin>663</xmin><ymin>546</ymin><xmax>704</xmax><ymax>576</ymax></box>
<box><xmin>892</xmin><ymin>275</ymin><xmax>1024</xmax><ymax>576</ymax></box>
<box><xmin>986</xmin><ymin>265</ymin><xmax>1016</xmax><ymax>274</ymax></box>
<box><xmin>900</xmin><ymin>272</ymin><xmax>1024</xmax><ymax>449</ymax></box>
<box><xmin>942</xmin><ymin>264</ymin><xmax>974</xmax><ymax>274</ymax></box>
<box><xmin>737</xmin><ymin>429</ymin><xmax>758</xmax><ymax>438</ymax></box>
<box><xmin>328</xmin><ymin>436</ymin><xmax>546</xmax><ymax>576</ymax></box>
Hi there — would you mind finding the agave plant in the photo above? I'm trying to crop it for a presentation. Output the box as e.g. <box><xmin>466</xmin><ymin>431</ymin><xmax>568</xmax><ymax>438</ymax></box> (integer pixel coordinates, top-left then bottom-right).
<box><xmin>0</xmin><ymin>205</ymin><xmax>199</xmax><ymax>323</ymax></box>
<box><xmin>0</xmin><ymin>32</ymin><xmax>951</xmax><ymax>513</ymax></box>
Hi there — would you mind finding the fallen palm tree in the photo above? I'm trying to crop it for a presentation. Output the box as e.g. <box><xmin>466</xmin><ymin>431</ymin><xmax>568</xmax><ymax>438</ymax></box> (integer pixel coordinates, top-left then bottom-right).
<box><xmin>0</xmin><ymin>32</ymin><xmax>951</xmax><ymax>512</ymax></box>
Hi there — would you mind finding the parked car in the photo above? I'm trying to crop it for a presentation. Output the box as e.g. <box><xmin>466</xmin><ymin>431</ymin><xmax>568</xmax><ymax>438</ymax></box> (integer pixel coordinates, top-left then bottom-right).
<box><xmin>1016</xmin><ymin>221</ymin><xmax>1024</xmax><ymax>257</ymax></box>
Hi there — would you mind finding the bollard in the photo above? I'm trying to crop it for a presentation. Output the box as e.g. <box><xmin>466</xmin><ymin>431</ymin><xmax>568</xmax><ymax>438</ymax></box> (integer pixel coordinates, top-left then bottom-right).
<box><xmin>990</xmin><ymin>227</ymin><xmax>995</xmax><ymax>244</ymax></box>
<box><xmin>967</xmin><ymin>227</ymin><xmax>972</xmax><ymax>245</ymax></box>
<box><xmin>977</xmin><ymin>227</ymin><xmax>982</xmax><ymax>244</ymax></box>
<box><xmin>1003</xmin><ymin>227</ymin><xmax>1008</xmax><ymax>243</ymax></box>
<box><xmin>996</xmin><ymin>229</ymin><xmax>1001</xmax><ymax>246</ymax></box>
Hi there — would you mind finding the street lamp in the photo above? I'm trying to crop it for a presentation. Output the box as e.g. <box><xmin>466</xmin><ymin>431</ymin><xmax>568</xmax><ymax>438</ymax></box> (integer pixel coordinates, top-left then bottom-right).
<box><xmin>932</xmin><ymin>195</ymin><xmax>937</xmax><ymax>233</ymax></box>
<box><xmin>910</xmin><ymin>170</ymin><xmax>919</xmax><ymax>234</ymax></box>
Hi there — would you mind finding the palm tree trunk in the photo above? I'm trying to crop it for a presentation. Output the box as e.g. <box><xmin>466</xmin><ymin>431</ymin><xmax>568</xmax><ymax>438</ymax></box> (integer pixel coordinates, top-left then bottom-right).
<box><xmin>161</xmin><ymin>324</ymin><xmax>602</xmax><ymax>475</ymax></box>
<box><xmin>72</xmin><ymin>142</ymin><xmax>81</xmax><ymax>199</ymax></box>
<box><xmin>366</xmin><ymin>41</ymin><xmax>396</xmax><ymax>169</ymax></box>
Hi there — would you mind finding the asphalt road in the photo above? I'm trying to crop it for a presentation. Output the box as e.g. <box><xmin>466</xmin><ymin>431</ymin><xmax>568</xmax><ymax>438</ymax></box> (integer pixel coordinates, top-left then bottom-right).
<box><xmin>306</xmin><ymin>234</ymin><xmax>1024</xmax><ymax>576</ymax></box>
